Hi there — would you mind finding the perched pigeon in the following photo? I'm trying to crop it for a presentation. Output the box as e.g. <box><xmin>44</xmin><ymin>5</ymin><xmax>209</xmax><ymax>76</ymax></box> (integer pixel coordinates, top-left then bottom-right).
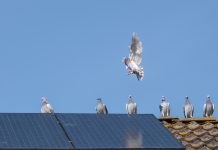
<box><xmin>126</xmin><ymin>96</ymin><xmax>137</xmax><ymax>114</ymax></box>
<box><xmin>183</xmin><ymin>96</ymin><xmax>194</xmax><ymax>118</ymax></box>
<box><xmin>41</xmin><ymin>97</ymin><xmax>54</xmax><ymax>113</ymax></box>
<box><xmin>123</xmin><ymin>32</ymin><xmax>144</xmax><ymax>80</ymax></box>
<box><xmin>159</xmin><ymin>96</ymin><xmax>170</xmax><ymax>117</ymax></box>
<box><xmin>95</xmin><ymin>98</ymin><xmax>108</xmax><ymax>114</ymax></box>
<box><xmin>203</xmin><ymin>96</ymin><xmax>214</xmax><ymax>117</ymax></box>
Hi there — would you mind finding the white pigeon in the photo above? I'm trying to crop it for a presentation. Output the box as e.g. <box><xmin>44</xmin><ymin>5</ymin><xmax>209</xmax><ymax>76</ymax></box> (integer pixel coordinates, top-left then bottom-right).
<box><xmin>159</xmin><ymin>96</ymin><xmax>170</xmax><ymax>117</ymax></box>
<box><xmin>41</xmin><ymin>96</ymin><xmax>54</xmax><ymax>113</ymax></box>
<box><xmin>203</xmin><ymin>96</ymin><xmax>214</xmax><ymax>117</ymax></box>
<box><xmin>123</xmin><ymin>32</ymin><xmax>144</xmax><ymax>80</ymax></box>
<box><xmin>183</xmin><ymin>96</ymin><xmax>194</xmax><ymax>118</ymax></box>
<box><xmin>126</xmin><ymin>96</ymin><xmax>137</xmax><ymax>114</ymax></box>
<box><xmin>95</xmin><ymin>98</ymin><xmax>108</xmax><ymax>114</ymax></box>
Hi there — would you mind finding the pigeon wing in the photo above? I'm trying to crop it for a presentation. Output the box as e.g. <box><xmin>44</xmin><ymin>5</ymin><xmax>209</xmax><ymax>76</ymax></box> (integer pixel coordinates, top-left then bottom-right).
<box><xmin>41</xmin><ymin>107</ymin><xmax>45</xmax><ymax>113</ymax></box>
<box><xmin>159</xmin><ymin>104</ymin><xmax>162</xmax><ymax>112</ymax></box>
<box><xmin>134</xmin><ymin>103</ymin><xmax>137</xmax><ymax>114</ymax></box>
<box><xmin>203</xmin><ymin>104</ymin><xmax>206</xmax><ymax>117</ymax></box>
<box><xmin>103</xmin><ymin>104</ymin><xmax>108</xmax><ymax>114</ymax></box>
<box><xmin>47</xmin><ymin>104</ymin><xmax>54</xmax><ymax>113</ymax></box>
<box><xmin>212</xmin><ymin>104</ymin><xmax>215</xmax><ymax>114</ymax></box>
<box><xmin>167</xmin><ymin>103</ymin><xmax>170</xmax><ymax>116</ymax></box>
<box><xmin>183</xmin><ymin>105</ymin><xmax>185</xmax><ymax>118</ymax></box>
<box><xmin>191</xmin><ymin>104</ymin><xmax>194</xmax><ymax>117</ymax></box>
<box><xmin>129</xmin><ymin>32</ymin><xmax>143</xmax><ymax>65</ymax></box>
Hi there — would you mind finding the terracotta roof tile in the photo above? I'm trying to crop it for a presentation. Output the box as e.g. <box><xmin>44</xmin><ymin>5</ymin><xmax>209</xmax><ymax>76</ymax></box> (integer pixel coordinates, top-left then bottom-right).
<box><xmin>200</xmin><ymin>134</ymin><xmax>213</xmax><ymax>142</ymax></box>
<box><xmin>186</xmin><ymin>146</ymin><xmax>195</xmax><ymax>150</ymax></box>
<box><xmin>181</xmin><ymin>140</ymin><xmax>189</xmax><ymax>146</ymax></box>
<box><xmin>174</xmin><ymin>133</ymin><xmax>183</xmax><ymax>140</ymax></box>
<box><xmin>187</xmin><ymin>121</ymin><xmax>200</xmax><ymax>130</ymax></box>
<box><xmin>203</xmin><ymin>122</ymin><xmax>215</xmax><ymax>130</ymax></box>
<box><xmin>184</xmin><ymin>133</ymin><xmax>198</xmax><ymax>142</ymax></box>
<box><xmin>172</xmin><ymin>122</ymin><xmax>186</xmax><ymax>129</ymax></box>
<box><xmin>199</xmin><ymin>146</ymin><xmax>212</xmax><ymax>150</ymax></box>
<box><xmin>208</xmin><ymin>128</ymin><xmax>218</xmax><ymax>136</ymax></box>
<box><xmin>193</xmin><ymin>128</ymin><xmax>207</xmax><ymax>136</ymax></box>
<box><xmin>167</xmin><ymin>127</ymin><xmax>177</xmax><ymax>134</ymax></box>
<box><xmin>162</xmin><ymin>121</ymin><xmax>172</xmax><ymax>128</ymax></box>
<box><xmin>215</xmin><ymin>136</ymin><xmax>218</xmax><ymax>142</ymax></box>
<box><xmin>207</xmin><ymin>140</ymin><xmax>218</xmax><ymax>149</ymax></box>
<box><xmin>190</xmin><ymin>139</ymin><xmax>204</xmax><ymax>148</ymax></box>
<box><xmin>160</xmin><ymin>117</ymin><xmax>218</xmax><ymax>150</ymax></box>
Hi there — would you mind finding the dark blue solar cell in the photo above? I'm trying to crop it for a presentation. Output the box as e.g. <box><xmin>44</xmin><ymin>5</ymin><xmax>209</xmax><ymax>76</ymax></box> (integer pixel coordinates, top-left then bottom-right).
<box><xmin>0</xmin><ymin>113</ymin><xmax>72</xmax><ymax>148</ymax></box>
<box><xmin>57</xmin><ymin>114</ymin><xmax>184</xmax><ymax>149</ymax></box>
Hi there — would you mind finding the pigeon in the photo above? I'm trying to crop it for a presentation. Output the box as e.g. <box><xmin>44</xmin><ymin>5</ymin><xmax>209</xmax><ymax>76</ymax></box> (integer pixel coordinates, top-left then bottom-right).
<box><xmin>183</xmin><ymin>96</ymin><xmax>194</xmax><ymax>118</ymax></box>
<box><xmin>123</xmin><ymin>32</ymin><xmax>144</xmax><ymax>80</ymax></box>
<box><xmin>41</xmin><ymin>96</ymin><xmax>54</xmax><ymax>113</ymax></box>
<box><xmin>159</xmin><ymin>96</ymin><xmax>170</xmax><ymax>117</ymax></box>
<box><xmin>203</xmin><ymin>96</ymin><xmax>214</xmax><ymax>117</ymax></box>
<box><xmin>95</xmin><ymin>98</ymin><xmax>108</xmax><ymax>114</ymax></box>
<box><xmin>126</xmin><ymin>96</ymin><xmax>137</xmax><ymax>114</ymax></box>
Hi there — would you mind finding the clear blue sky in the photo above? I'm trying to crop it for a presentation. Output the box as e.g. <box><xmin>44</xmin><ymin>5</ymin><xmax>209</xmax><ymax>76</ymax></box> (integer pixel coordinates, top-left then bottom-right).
<box><xmin>0</xmin><ymin>1</ymin><xmax>218</xmax><ymax>117</ymax></box>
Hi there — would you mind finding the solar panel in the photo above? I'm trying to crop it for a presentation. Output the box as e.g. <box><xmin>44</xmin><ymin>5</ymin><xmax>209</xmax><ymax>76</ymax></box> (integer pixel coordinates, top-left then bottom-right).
<box><xmin>57</xmin><ymin>114</ymin><xmax>184</xmax><ymax>149</ymax></box>
<box><xmin>0</xmin><ymin>113</ymin><xmax>72</xmax><ymax>149</ymax></box>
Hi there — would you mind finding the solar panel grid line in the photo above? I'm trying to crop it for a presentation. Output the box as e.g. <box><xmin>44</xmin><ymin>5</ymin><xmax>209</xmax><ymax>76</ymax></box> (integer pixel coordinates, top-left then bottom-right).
<box><xmin>24</xmin><ymin>114</ymin><xmax>39</xmax><ymax>147</ymax></box>
<box><xmin>1</xmin><ymin>116</ymin><xmax>8</xmax><ymax>147</ymax></box>
<box><xmin>146</xmin><ymin>118</ymin><xmax>168</xmax><ymax>147</ymax></box>
<box><xmin>99</xmin><ymin>116</ymin><xmax>119</xmax><ymax>147</ymax></box>
<box><xmin>48</xmin><ymin>114</ymin><xmax>74</xmax><ymax>148</ymax></box>
<box><xmin>79</xmin><ymin>115</ymin><xmax>98</xmax><ymax>147</ymax></box>
<box><xmin>36</xmin><ymin>114</ymin><xmax>48</xmax><ymax>147</ymax></box>
<box><xmin>6</xmin><ymin>114</ymin><xmax>21</xmax><ymax>148</ymax></box>
<box><xmin>26</xmin><ymin>115</ymin><xmax>39</xmax><ymax>147</ymax></box>
<box><xmin>53</xmin><ymin>113</ymin><xmax>75</xmax><ymax>148</ymax></box>
<box><xmin>102</xmin><ymin>117</ymin><xmax>118</xmax><ymax>146</ymax></box>
<box><xmin>105</xmin><ymin>116</ymin><xmax>122</xmax><ymax>147</ymax></box>
<box><xmin>40</xmin><ymin>115</ymin><xmax>55</xmax><ymax>147</ymax></box>
<box><xmin>144</xmin><ymin>115</ymin><xmax>174</xmax><ymax>147</ymax></box>
<box><xmin>143</xmin><ymin>116</ymin><xmax>164</xmax><ymax>147</ymax></box>
<box><xmin>15</xmin><ymin>116</ymin><xmax>27</xmax><ymax>147</ymax></box>
<box><xmin>111</xmin><ymin>115</ymin><xmax>126</xmax><ymax>146</ymax></box>
<box><xmin>148</xmin><ymin>117</ymin><xmax>180</xmax><ymax>147</ymax></box>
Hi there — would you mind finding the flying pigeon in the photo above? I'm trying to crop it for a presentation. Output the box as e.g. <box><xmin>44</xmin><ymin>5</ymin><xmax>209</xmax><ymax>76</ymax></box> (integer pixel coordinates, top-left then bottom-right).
<box><xmin>126</xmin><ymin>96</ymin><xmax>137</xmax><ymax>114</ymax></box>
<box><xmin>41</xmin><ymin>96</ymin><xmax>54</xmax><ymax>113</ymax></box>
<box><xmin>183</xmin><ymin>96</ymin><xmax>194</xmax><ymax>118</ymax></box>
<box><xmin>159</xmin><ymin>96</ymin><xmax>170</xmax><ymax>117</ymax></box>
<box><xmin>95</xmin><ymin>98</ymin><xmax>108</xmax><ymax>114</ymax></box>
<box><xmin>123</xmin><ymin>32</ymin><xmax>144</xmax><ymax>80</ymax></box>
<box><xmin>203</xmin><ymin>96</ymin><xmax>214</xmax><ymax>117</ymax></box>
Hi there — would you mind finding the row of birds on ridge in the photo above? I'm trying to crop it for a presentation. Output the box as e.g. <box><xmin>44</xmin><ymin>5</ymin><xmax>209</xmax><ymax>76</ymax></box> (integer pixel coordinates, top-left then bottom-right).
<box><xmin>41</xmin><ymin>95</ymin><xmax>215</xmax><ymax>118</ymax></box>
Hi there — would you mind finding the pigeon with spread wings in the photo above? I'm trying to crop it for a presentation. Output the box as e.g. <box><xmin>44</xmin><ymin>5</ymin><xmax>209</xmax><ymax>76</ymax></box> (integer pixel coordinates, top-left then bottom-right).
<box><xmin>123</xmin><ymin>32</ymin><xmax>144</xmax><ymax>80</ymax></box>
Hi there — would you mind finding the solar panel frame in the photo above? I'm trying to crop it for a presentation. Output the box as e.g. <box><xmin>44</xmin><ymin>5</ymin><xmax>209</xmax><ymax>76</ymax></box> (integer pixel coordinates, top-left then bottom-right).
<box><xmin>57</xmin><ymin>113</ymin><xmax>184</xmax><ymax>149</ymax></box>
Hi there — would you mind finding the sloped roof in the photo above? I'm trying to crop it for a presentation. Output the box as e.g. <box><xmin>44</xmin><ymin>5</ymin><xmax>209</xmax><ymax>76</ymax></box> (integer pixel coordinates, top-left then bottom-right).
<box><xmin>160</xmin><ymin>117</ymin><xmax>218</xmax><ymax>150</ymax></box>
<box><xmin>0</xmin><ymin>113</ymin><xmax>184</xmax><ymax>150</ymax></box>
